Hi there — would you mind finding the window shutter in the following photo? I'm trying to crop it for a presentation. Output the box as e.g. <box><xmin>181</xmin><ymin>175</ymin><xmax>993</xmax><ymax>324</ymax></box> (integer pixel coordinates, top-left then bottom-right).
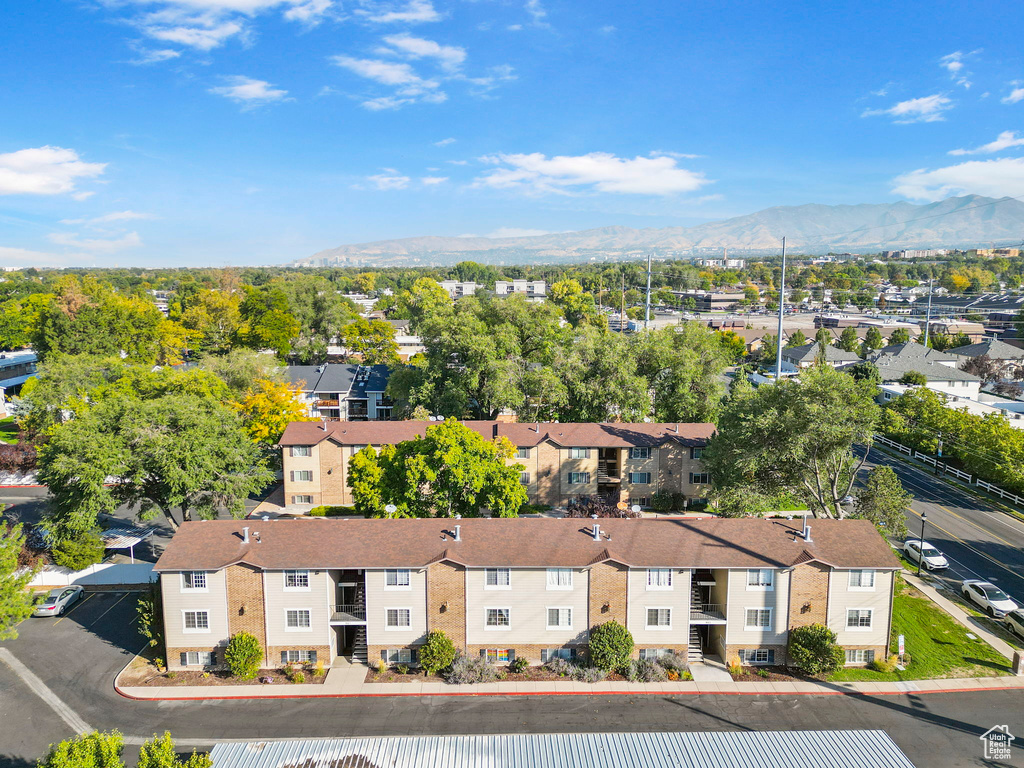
<box><xmin>767</xmin><ymin>650</ymin><xmax>775</xmax><ymax>664</ymax></box>
<box><xmin>180</xmin><ymin>653</ymin><xmax>188</xmax><ymax>666</ymax></box>
<box><xmin>737</xmin><ymin>649</ymin><xmax>746</xmax><ymax>664</ymax></box>
<box><xmin>508</xmin><ymin>649</ymin><xmax>516</xmax><ymax>662</ymax></box>
<box><xmin>410</xmin><ymin>649</ymin><xmax>418</xmax><ymax>663</ymax></box>
<box><xmin>570</xmin><ymin>648</ymin><xmax>578</xmax><ymax>660</ymax></box>
<box><xmin>381</xmin><ymin>650</ymin><xmax>388</xmax><ymax>662</ymax></box>
<box><xmin>479</xmin><ymin>649</ymin><xmax>487</xmax><ymax>658</ymax></box>
<box><xmin>309</xmin><ymin>651</ymin><xmax>317</xmax><ymax>663</ymax></box>
<box><xmin>541</xmin><ymin>649</ymin><xmax>549</xmax><ymax>663</ymax></box>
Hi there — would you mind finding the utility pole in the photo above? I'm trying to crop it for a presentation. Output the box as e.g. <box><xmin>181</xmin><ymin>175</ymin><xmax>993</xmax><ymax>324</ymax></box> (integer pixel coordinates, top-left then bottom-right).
<box><xmin>923</xmin><ymin>276</ymin><xmax>934</xmax><ymax>348</ymax></box>
<box><xmin>620</xmin><ymin>270</ymin><xmax>625</xmax><ymax>332</ymax></box>
<box><xmin>644</xmin><ymin>253</ymin><xmax>653</xmax><ymax>330</ymax></box>
<box><xmin>774</xmin><ymin>236</ymin><xmax>787</xmax><ymax>382</ymax></box>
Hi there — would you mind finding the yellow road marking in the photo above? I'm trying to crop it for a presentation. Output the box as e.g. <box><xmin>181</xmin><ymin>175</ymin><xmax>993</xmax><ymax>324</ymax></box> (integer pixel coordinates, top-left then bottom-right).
<box><xmin>906</xmin><ymin>508</ymin><xmax>1019</xmax><ymax>575</ymax></box>
<box><xmin>89</xmin><ymin>592</ymin><xmax>130</xmax><ymax>626</ymax></box>
<box><xmin>935</xmin><ymin>504</ymin><xmax>1020</xmax><ymax>549</ymax></box>
<box><xmin>53</xmin><ymin>592</ymin><xmax>93</xmax><ymax>625</ymax></box>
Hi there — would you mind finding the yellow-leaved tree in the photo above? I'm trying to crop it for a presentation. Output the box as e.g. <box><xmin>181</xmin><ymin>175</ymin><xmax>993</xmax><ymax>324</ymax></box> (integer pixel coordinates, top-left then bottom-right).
<box><xmin>233</xmin><ymin>378</ymin><xmax>314</xmax><ymax>447</ymax></box>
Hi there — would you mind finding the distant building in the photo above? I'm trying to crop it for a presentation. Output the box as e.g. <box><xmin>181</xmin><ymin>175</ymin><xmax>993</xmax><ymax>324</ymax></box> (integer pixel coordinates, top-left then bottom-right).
<box><xmin>881</xmin><ymin>249</ymin><xmax>948</xmax><ymax>259</ymax></box>
<box><xmin>694</xmin><ymin>258</ymin><xmax>746</xmax><ymax>269</ymax></box>
<box><xmin>437</xmin><ymin>280</ymin><xmax>480</xmax><ymax>299</ymax></box>
<box><xmin>781</xmin><ymin>342</ymin><xmax>861</xmax><ymax>369</ymax></box>
<box><xmin>673</xmin><ymin>290</ymin><xmax>745</xmax><ymax>312</ymax></box>
<box><xmin>385</xmin><ymin>319</ymin><xmax>425</xmax><ymax>360</ymax></box>
<box><xmin>495</xmin><ymin>280</ymin><xmax>547</xmax><ymax>301</ymax></box>
<box><xmin>879</xmin><ymin>383</ymin><xmax>1024</xmax><ymax>429</ymax></box>
<box><xmin>287</xmin><ymin>363</ymin><xmax>394</xmax><ymax>421</ymax></box>
<box><xmin>0</xmin><ymin>350</ymin><xmax>37</xmax><ymax>395</ymax></box>
<box><xmin>976</xmin><ymin>248</ymin><xmax>1021</xmax><ymax>258</ymax></box>
<box><xmin>920</xmin><ymin>320</ymin><xmax>985</xmax><ymax>343</ymax></box>
<box><xmin>864</xmin><ymin>343</ymin><xmax>981</xmax><ymax>397</ymax></box>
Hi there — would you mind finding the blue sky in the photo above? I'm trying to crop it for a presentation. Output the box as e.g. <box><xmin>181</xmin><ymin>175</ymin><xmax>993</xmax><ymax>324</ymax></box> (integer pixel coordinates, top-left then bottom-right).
<box><xmin>3</xmin><ymin>0</ymin><xmax>1024</xmax><ymax>267</ymax></box>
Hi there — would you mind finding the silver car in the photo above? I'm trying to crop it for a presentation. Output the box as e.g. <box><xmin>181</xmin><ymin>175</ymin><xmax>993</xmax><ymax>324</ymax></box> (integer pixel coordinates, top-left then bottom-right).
<box><xmin>32</xmin><ymin>586</ymin><xmax>84</xmax><ymax>617</ymax></box>
<box><xmin>1004</xmin><ymin>608</ymin><xmax>1024</xmax><ymax>638</ymax></box>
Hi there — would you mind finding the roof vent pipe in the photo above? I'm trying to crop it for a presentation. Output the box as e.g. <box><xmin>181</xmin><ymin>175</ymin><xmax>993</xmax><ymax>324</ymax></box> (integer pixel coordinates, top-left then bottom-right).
<box><xmin>802</xmin><ymin>514</ymin><xmax>812</xmax><ymax>543</ymax></box>
<box><xmin>242</xmin><ymin>527</ymin><xmax>250</xmax><ymax>544</ymax></box>
<box><xmin>454</xmin><ymin>525</ymin><xmax>461</xmax><ymax>542</ymax></box>
<box><xmin>592</xmin><ymin>523</ymin><xmax>601</xmax><ymax>541</ymax></box>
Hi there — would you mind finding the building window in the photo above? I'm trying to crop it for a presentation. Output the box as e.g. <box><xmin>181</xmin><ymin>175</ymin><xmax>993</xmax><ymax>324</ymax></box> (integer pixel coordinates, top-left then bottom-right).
<box><xmin>541</xmin><ymin>648</ymin><xmax>576</xmax><ymax>663</ymax></box>
<box><xmin>181</xmin><ymin>571</ymin><xmax>207</xmax><ymax>591</ymax></box>
<box><xmin>516</xmin><ymin>447</ymin><xmax>531</xmax><ymax>459</ymax></box>
<box><xmin>689</xmin><ymin>472</ymin><xmax>711</xmax><ymax>485</ymax></box>
<box><xmin>745</xmin><ymin>608</ymin><xmax>772</xmax><ymax>630</ymax></box>
<box><xmin>690</xmin><ymin>446</ymin><xmax>704</xmax><ymax>460</ymax></box>
<box><xmin>639</xmin><ymin>648</ymin><xmax>671</xmax><ymax>660</ymax></box>
<box><xmin>646</xmin><ymin>569</ymin><xmax>673</xmax><ymax>590</ymax></box>
<box><xmin>848</xmin><ymin>570</ymin><xmax>876</xmax><ymax>589</ymax></box>
<box><xmin>284</xmin><ymin>570</ymin><xmax>310</xmax><ymax>590</ymax></box>
<box><xmin>547</xmin><ymin>607</ymin><xmax>572</xmax><ymax>629</ymax></box>
<box><xmin>285</xmin><ymin>609</ymin><xmax>312</xmax><ymax>631</ymax></box>
<box><xmin>281</xmin><ymin>650</ymin><xmax>317</xmax><ymax>664</ymax></box>
<box><xmin>629</xmin><ymin>447</ymin><xmax>651</xmax><ymax>460</ymax></box>
<box><xmin>847</xmin><ymin>609</ymin><xmax>873</xmax><ymax>629</ymax></box>
<box><xmin>385</xmin><ymin>569</ymin><xmax>411</xmax><ymax>589</ymax></box>
<box><xmin>486</xmin><ymin>608</ymin><xmax>511</xmax><ymax>629</ymax></box>
<box><xmin>290</xmin><ymin>446</ymin><xmax>312</xmax><ymax>457</ymax></box>
<box><xmin>385</xmin><ymin>608</ymin><xmax>411</xmax><ymax>629</ymax></box>
<box><xmin>627</xmin><ymin>472</ymin><xmax>651</xmax><ymax>484</ymax></box>
<box><xmin>182</xmin><ymin>611</ymin><xmax>210</xmax><ymax>633</ymax></box>
<box><xmin>180</xmin><ymin>651</ymin><xmax>214</xmax><ymax>666</ymax></box>
<box><xmin>485</xmin><ymin>568</ymin><xmax>511</xmax><ymax>589</ymax></box>
<box><xmin>383</xmin><ymin>648</ymin><xmax>415</xmax><ymax>664</ymax></box>
<box><xmin>546</xmin><ymin>568</ymin><xmax>573</xmax><ymax>590</ymax></box>
<box><xmin>291</xmin><ymin>495</ymin><xmax>313</xmax><ymax>505</ymax></box>
<box><xmin>520</xmin><ymin>472</ymin><xmax>530</xmax><ymax>485</ymax></box>
<box><xmin>646</xmin><ymin>608</ymin><xmax>671</xmax><ymax>628</ymax></box>
<box><xmin>569</xmin><ymin>447</ymin><xmax>590</xmax><ymax>459</ymax></box>
<box><xmin>290</xmin><ymin>470</ymin><xmax>313</xmax><ymax>482</ymax></box>
<box><xmin>484</xmin><ymin>649</ymin><xmax>511</xmax><ymax>663</ymax></box>
<box><xmin>630</xmin><ymin>497</ymin><xmax>650</xmax><ymax>508</ymax></box>
<box><xmin>739</xmin><ymin>649</ymin><xmax>775</xmax><ymax>665</ymax></box>
<box><xmin>568</xmin><ymin>472</ymin><xmax>591</xmax><ymax>485</ymax></box>
<box><xmin>746</xmin><ymin>569</ymin><xmax>774</xmax><ymax>590</ymax></box>
<box><xmin>845</xmin><ymin>649</ymin><xmax>875</xmax><ymax>665</ymax></box>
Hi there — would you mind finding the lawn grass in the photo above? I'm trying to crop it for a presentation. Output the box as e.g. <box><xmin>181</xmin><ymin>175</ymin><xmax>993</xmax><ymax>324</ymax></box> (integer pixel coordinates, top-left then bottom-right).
<box><xmin>829</xmin><ymin>575</ymin><xmax>1012</xmax><ymax>682</ymax></box>
<box><xmin>0</xmin><ymin>416</ymin><xmax>17</xmax><ymax>445</ymax></box>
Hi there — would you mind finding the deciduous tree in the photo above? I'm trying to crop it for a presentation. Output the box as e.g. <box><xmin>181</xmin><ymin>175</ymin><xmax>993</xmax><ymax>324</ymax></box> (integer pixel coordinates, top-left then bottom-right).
<box><xmin>854</xmin><ymin>465</ymin><xmax>910</xmax><ymax>538</ymax></box>
<box><xmin>0</xmin><ymin>521</ymin><xmax>35</xmax><ymax>640</ymax></box>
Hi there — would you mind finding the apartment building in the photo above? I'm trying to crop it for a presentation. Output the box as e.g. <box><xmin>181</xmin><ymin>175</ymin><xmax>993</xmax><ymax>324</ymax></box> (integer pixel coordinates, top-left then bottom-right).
<box><xmin>279</xmin><ymin>420</ymin><xmax>715</xmax><ymax>511</ymax></box>
<box><xmin>287</xmin><ymin>364</ymin><xmax>394</xmax><ymax>421</ymax></box>
<box><xmin>494</xmin><ymin>280</ymin><xmax>547</xmax><ymax>301</ymax></box>
<box><xmin>154</xmin><ymin>517</ymin><xmax>900</xmax><ymax>671</ymax></box>
<box><xmin>438</xmin><ymin>280</ymin><xmax>480</xmax><ymax>299</ymax></box>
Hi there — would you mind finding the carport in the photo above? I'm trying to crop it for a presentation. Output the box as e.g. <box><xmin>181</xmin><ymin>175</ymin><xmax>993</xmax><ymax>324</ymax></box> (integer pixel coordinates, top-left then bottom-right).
<box><xmin>101</xmin><ymin>527</ymin><xmax>158</xmax><ymax>563</ymax></box>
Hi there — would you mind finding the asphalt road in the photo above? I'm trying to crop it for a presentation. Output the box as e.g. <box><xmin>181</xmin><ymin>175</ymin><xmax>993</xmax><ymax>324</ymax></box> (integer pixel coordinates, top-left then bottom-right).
<box><xmin>1</xmin><ymin>592</ymin><xmax>1022</xmax><ymax>768</ymax></box>
<box><xmin>859</xmin><ymin>445</ymin><xmax>1024</xmax><ymax>610</ymax></box>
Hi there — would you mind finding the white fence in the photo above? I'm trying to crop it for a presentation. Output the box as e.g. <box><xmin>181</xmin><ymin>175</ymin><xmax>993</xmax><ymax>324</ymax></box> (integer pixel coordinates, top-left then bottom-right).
<box><xmin>873</xmin><ymin>433</ymin><xmax>1021</xmax><ymax>505</ymax></box>
<box><xmin>27</xmin><ymin>562</ymin><xmax>156</xmax><ymax>588</ymax></box>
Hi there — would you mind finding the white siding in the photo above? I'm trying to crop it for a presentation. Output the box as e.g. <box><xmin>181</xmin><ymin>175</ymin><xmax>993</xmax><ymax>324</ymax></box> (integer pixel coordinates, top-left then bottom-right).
<box><xmin>161</xmin><ymin>570</ymin><xmax>229</xmax><ymax>649</ymax></box>
<box><xmin>828</xmin><ymin>569</ymin><xmax>893</xmax><ymax>647</ymax></box>
<box><xmin>465</xmin><ymin>568</ymin><xmax>588</xmax><ymax>645</ymax></box>
<box><xmin>724</xmin><ymin>568</ymin><xmax>790</xmax><ymax>646</ymax></box>
<box><xmin>626</xmin><ymin>568</ymin><xmax>691</xmax><ymax>645</ymax></box>
<box><xmin>364</xmin><ymin>568</ymin><xmax>427</xmax><ymax>646</ymax></box>
<box><xmin>263</xmin><ymin>570</ymin><xmax>333</xmax><ymax>649</ymax></box>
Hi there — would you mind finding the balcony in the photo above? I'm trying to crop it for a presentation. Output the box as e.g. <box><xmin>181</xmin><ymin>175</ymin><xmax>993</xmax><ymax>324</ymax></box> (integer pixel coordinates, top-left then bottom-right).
<box><xmin>330</xmin><ymin>604</ymin><xmax>367</xmax><ymax>624</ymax></box>
<box><xmin>689</xmin><ymin>604</ymin><xmax>727</xmax><ymax>624</ymax></box>
<box><xmin>316</xmin><ymin>399</ymin><xmax>340</xmax><ymax>408</ymax></box>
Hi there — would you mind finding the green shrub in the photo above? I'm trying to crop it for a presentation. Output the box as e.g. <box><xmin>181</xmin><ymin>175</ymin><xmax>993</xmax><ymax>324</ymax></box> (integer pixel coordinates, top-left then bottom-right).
<box><xmin>291</xmin><ymin>671</ymin><xmax>306</xmax><ymax>684</ymax></box>
<box><xmin>395</xmin><ymin>663</ymin><xmax>410</xmax><ymax>675</ymax></box>
<box><xmin>312</xmin><ymin>660</ymin><xmax>325</xmax><ymax>677</ymax></box>
<box><xmin>588</xmin><ymin>620</ymin><xmax>634</xmax><ymax>671</ymax></box>
<box><xmin>445</xmin><ymin>655</ymin><xmax>498</xmax><ymax>684</ymax></box>
<box><xmin>137</xmin><ymin>585</ymin><xmax>163</xmax><ymax>649</ymax></box>
<box><xmin>418</xmin><ymin>630</ymin><xmax>457</xmax><ymax>675</ymax></box>
<box><xmin>137</xmin><ymin>731</ymin><xmax>212</xmax><ymax>768</ymax></box>
<box><xmin>651</xmin><ymin>490</ymin><xmax>687</xmax><ymax>512</ymax></box>
<box><xmin>509</xmin><ymin>655</ymin><xmax>529</xmax><ymax>673</ymax></box>
<box><xmin>51</xmin><ymin>531</ymin><xmax>105</xmax><ymax>571</ymax></box>
<box><xmin>788</xmin><ymin>623</ymin><xmax>846</xmax><ymax>676</ymax></box>
<box><xmin>37</xmin><ymin>730</ymin><xmax>125</xmax><ymax>768</ymax></box>
<box><xmin>870</xmin><ymin>654</ymin><xmax>899</xmax><ymax>673</ymax></box>
<box><xmin>621</xmin><ymin>658</ymin><xmax>666</xmax><ymax>682</ymax></box>
<box><xmin>308</xmin><ymin>505</ymin><xmax>350</xmax><ymax>517</ymax></box>
<box><xmin>224</xmin><ymin>632</ymin><xmax>263</xmax><ymax>680</ymax></box>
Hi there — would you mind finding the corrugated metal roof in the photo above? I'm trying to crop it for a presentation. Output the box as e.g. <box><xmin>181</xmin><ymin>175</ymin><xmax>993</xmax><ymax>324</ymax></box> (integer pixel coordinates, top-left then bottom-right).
<box><xmin>210</xmin><ymin>731</ymin><xmax>917</xmax><ymax>768</ymax></box>
<box><xmin>101</xmin><ymin>527</ymin><xmax>158</xmax><ymax>549</ymax></box>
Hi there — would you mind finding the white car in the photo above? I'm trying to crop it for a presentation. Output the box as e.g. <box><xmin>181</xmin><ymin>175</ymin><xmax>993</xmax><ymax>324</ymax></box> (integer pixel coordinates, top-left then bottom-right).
<box><xmin>961</xmin><ymin>580</ymin><xmax>1018</xmax><ymax>618</ymax></box>
<box><xmin>1006</xmin><ymin>609</ymin><xmax>1024</xmax><ymax>638</ymax></box>
<box><xmin>903</xmin><ymin>539</ymin><xmax>949</xmax><ymax>570</ymax></box>
<box><xmin>32</xmin><ymin>586</ymin><xmax>84</xmax><ymax>617</ymax></box>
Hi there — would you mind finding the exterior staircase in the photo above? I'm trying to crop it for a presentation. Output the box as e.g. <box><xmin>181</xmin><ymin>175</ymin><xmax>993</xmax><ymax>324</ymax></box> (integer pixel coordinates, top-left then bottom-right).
<box><xmin>351</xmin><ymin>626</ymin><xmax>368</xmax><ymax>665</ymax></box>
<box><xmin>688</xmin><ymin>581</ymin><xmax>704</xmax><ymax>662</ymax></box>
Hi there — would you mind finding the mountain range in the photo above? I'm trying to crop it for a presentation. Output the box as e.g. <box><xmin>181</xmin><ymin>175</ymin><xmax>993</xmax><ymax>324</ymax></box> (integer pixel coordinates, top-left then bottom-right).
<box><xmin>292</xmin><ymin>195</ymin><xmax>1024</xmax><ymax>267</ymax></box>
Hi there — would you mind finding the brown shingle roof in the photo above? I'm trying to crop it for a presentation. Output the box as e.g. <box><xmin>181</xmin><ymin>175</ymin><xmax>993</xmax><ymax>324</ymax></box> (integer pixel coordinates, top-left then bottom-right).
<box><xmin>279</xmin><ymin>420</ymin><xmax>716</xmax><ymax>449</ymax></box>
<box><xmin>153</xmin><ymin>517</ymin><xmax>900</xmax><ymax>572</ymax></box>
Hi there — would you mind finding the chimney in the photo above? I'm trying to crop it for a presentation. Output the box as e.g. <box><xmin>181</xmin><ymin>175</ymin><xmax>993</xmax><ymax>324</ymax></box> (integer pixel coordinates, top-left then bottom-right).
<box><xmin>242</xmin><ymin>527</ymin><xmax>250</xmax><ymax>544</ymax></box>
<box><xmin>454</xmin><ymin>525</ymin><xmax>461</xmax><ymax>542</ymax></box>
<box><xmin>592</xmin><ymin>523</ymin><xmax>601</xmax><ymax>541</ymax></box>
<box><xmin>802</xmin><ymin>514</ymin><xmax>812</xmax><ymax>543</ymax></box>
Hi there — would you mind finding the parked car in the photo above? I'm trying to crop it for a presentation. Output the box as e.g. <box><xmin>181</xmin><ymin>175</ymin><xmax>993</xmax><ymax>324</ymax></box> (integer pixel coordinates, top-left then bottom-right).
<box><xmin>903</xmin><ymin>539</ymin><xmax>949</xmax><ymax>570</ymax></box>
<box><xmin>841</xmin><ymin>495</ymin><xmax>855</xmax><ymax>506</ymax></box>
<box><xmin>961</xmin><ymin>580</ymin><xmax>1018</xmax><ymax>617</ymax></box>
<box><xmin>32</xmin><ymin>586</ymin><xmax>84</xmax><ymax>617</ymax></box>
<box><xmin>1005</xmin><ymin>609</ymin><xmax>1024</xmax><ymax>638</ymax></box>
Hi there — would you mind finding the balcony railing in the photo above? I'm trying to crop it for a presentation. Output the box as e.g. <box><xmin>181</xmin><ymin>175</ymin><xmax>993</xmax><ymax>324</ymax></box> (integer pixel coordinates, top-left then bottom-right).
<box><xmin>689</xmin><ymin>603</ymin><xmax>727</xmax><ymax>623</ymax></box>
<box><xmin>316</xmin><ymin>399</ymin><xmax>340</xmax><ymax>408</ymax></box>
<box><xmin>330</xmin><ymin>604</ymin><xmax>367</xmax><ymax>623</ymax></box>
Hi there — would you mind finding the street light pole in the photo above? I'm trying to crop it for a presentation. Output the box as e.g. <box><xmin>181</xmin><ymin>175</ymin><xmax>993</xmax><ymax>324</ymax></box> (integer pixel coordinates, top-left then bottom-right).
<box><xmin>916</xmin><ymin>513</ymin><xmax>928</xmax><ymax>576</ymax></box>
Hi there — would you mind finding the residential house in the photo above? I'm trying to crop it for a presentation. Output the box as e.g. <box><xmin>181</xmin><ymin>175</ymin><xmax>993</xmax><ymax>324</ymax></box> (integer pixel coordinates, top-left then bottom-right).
<box><xmin>495</xmin><ymin>280</ymin><xmax>547</xmax><ymax>301</ymax></box>
<box><xmin>781</xmin><ymin>342</ymin><xmax>861</xmax><ymax>369</ymax></box>
<box><xmin>865</xmin><ymin>343</ymin><xmax>981</xmax><ymax>397</ymax></box>
<box><xmin>878</xmin><ymin>383</ymin><xmax>1024</xmax><ymax>429</ymax></box>
<box><xmin>947</xmin><ymin>339</ymin><xmax>1024</xmax><ymax>378</ymax></box>
<box><xmin>287</xmin><ymin>364</ymin><xmax>394</xmax><ymax>421</ymax></box>
<box><xmin>154</xmin><ymin>517</ymin><xmax>900</xmax><ymax>671</ymax></box>
<box><xmin>920</xmin><ymin>320</ymin><xmax>985</xmax><ymax>343</ymax></box>
<box><xmin>385</xmin><ymin>319</ymin><xmax>425</xmax><ymax>360</ymax></box>
<box><xmin>279</xmin><ymin>420</ymin><xmax>715</xmax><ymax>511</ymax></box>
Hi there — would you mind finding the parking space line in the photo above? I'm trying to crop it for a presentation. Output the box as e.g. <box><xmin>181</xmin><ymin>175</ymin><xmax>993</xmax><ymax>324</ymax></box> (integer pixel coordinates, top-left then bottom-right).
<box><xmin>88</xmin><ymin>592</ymin><xmax>131</xmax><ymax>627</ymax></box>
<box><xmin>0</xmin><ymin>648</ymin><xmax>92</xmax><ymax>735</ymax></box>
<box><xmin>53</xmin><ymin>592</ymin><xmax>94</xmax><ymax>625</ymax></box>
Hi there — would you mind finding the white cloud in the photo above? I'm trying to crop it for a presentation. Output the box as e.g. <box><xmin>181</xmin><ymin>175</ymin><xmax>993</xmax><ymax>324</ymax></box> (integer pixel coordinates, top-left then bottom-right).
<box><xmin>940</xmin><ymin>50</ymin><xmax>975</xmax><ymax>89</ymax></box>
<box><xmin>332</xmin><ymin>55</ymin><xmax>446</xmax><ymax>108</ymax></box>
<box><xmin>0</xmin><ymin>146</ymin><xmax>106</xmax><ymax>196</ymax></box>
<box><xmin>130</xmin><ymin>47</ymin><xmax>183</xmax><ymax>64</ymax></box>
<box><xmin>599</xmin><ymin>25</ymin><xmax>615</xmax><ymax>33</ymax></box>
<box><xmin>209</xmin><ymin>76</ymin><xmax>290</xmax><ymax>106</ymax></box>
<box><xmin>447</xmin><ymin>159</ymin><xmax>469</xmax><ymax>165</ymax></box>
<box><xmin>59</xmin><ymin>211</ymin><xmax>155</xmax><ymax>226</ymax></box>
<box><xmin>420</xmin><ymin>176</ymin><xmax>448</xmax><ymax>185</ymax></box>
<box><xmin>47</xmin><ymin>231</ymin><xmax>143</xmax><ymax>252</ymax></box>
<box><xmin>892</xmin><ymin>156</ymin><xmax>1024</xmax><ymax>201</ymax></box>
<box><xmin>475</xmin><ymin>151</ymin><xmax>710</xmax><ymax>196</ymax></box>
<box><xmin>0</xmin><ymin>246</ymin><xmax>68</xmax><ymax>266</ymax></box>
<box><xmin>949</xmin><ymin>130</ymin><xmax>1024</xmax><ymax>156</ymax></box>
<box><xmin>524</xmin><ymin>0</ymin><xmax>547</xmax><ymax>25</ymax></box>
<box><xmin>650</xmin><ymin>150</ymin><xmax>702</xmax><ymax>160</ymax></box>
<box><xmin>434</xmin><ymin>137</ymin><xmax>456</xmax><ymax>146</ymax></box>
<box><xmin>282</xmin><ymin>0</ymin><xmax>332</xmax><ymax>22</ymax></box>
<box><xmin>381</xmin><ymin>34</ymin><xmax>465</xmax><ymax>71</ymax></box>
<box><xmin>862</xmin><ymin>94</ymin><xmax>953</xmax><ymax>123</ymax></box>
<box><xmin>366</xmin><ymin>171</ymin><xmax>411</xmax><ymax>189</ymax></box>
<box><xmin>142</xmin><ymin>18</ymin><xmax>244</xmax><ymax>50</ymax></box>
<box><xmin>486</xmin><ymin>227</ymin><xmax>550</xmax><ymax>238</ymax></box>
<box><xmin>1002</xmin><ymin>83</ymin><xmax>1024</xmax><ymax>104</ymax></box>
<box><xmin>359</xmin><ymin>0</ymin><xmax>440</xmax><ymax>23</ymax></box>
<box><xmin>506</xmin><ymin>24</ymin><xmax>522</xmax><ymax>31</ymax></box>
<box><xmin>466</xmin><ymin>64</ymin><xmax>517</xmax><ymax>93</ymax></box>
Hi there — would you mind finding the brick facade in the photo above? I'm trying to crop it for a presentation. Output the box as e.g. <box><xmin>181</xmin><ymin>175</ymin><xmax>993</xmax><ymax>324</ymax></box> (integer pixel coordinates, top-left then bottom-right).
<box><xmin>787</xmin><ymin>563</ymin><xmax>830</xmax><ymax>630</ymax></box>
<box><xmin>266</xmin><ymin>645</ymin><xmax>332</xmax><ymax>668</ymax></box>
<box><xmin>166</xmin><ymin>644</ymin><xmax>226</xmax><ymax>671</ymax></box>
<box><xmin>426</xmin><ymin>560</ymin><xmax>467</xmax><ymax>649</ymax></box>
<box><xmin>588</xmin><ymin>561</ymin><xmax>628</xmax><ymax>629</ymax></box>
<box><xmin>467</xmin><ymin>643</ymin><xmax>587</xmax><ymax>663</ymax></box>
<box><xmin>226</xmin><ymin>564</ymin><xmax>268</xmax><ymax>663</ymax></box>
<box><xmin>723</xmin><ymin>643</ymin><xmax>789</xmax><ymax>667</ymax></box>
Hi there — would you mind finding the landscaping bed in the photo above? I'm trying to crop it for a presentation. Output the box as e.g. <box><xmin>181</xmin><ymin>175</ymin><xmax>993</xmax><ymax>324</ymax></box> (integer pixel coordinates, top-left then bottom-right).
<box><xmin>118</xmin><ymin>650</ymin><xmax>326</xmax><ymax>687</ymax></box>
<box><xmin>729</xmin><ymin>666</ymin><xmax>805</xmax><ymax>682</ymax></box>
<box><xmin>365</xmin><ymin>666</ymin><xmax>631</xmax><ymax>684</ymax></box>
